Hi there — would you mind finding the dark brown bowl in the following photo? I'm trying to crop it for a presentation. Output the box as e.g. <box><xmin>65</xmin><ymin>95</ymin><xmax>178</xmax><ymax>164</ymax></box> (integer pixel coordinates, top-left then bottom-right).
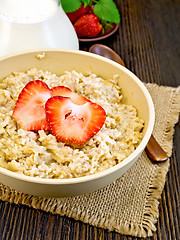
<box><xmin>78</xmin><ymin>23</ymin><xmax>119</xmax><ymax>42</ymax></box>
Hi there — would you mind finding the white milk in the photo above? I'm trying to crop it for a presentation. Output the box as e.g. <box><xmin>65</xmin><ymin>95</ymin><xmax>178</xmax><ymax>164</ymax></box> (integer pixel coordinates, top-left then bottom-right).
<box><xmin>0</xmin><ymin>0</ymin><xmax>79</xmax><ymax>57</ymax></box>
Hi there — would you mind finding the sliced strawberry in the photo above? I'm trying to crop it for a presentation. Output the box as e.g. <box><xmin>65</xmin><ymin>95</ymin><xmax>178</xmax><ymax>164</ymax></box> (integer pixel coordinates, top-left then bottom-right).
<box><xmin>13</xmin><ymin>80</ymin><xmax>92</xmax><ymax>131</ymax></box>
<box><xmin>12</xmin><ymin>80</ymin><xmax>51</xmax><ymax>131</ymax></box>
<box><xmin>51</xmin><ymin>86</ymin><xmax>89</xmax><ymax>105</ymax></box>
<box><xmin>45</xmin><ymin>96</ymin><xmax>106</xmax><ymax>147</ymax></box>
<box><xmin>51</xmin><ymin>85</ymin><xmax>72</xmax><ymax>97</ymax></box>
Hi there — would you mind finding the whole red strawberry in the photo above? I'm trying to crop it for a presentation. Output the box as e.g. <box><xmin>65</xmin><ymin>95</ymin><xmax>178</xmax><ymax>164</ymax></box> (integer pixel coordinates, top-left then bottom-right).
<box><xmin>73</xmin><ymin>14</ymin><xmax>102</xmax><ymax>38</ymax></box>
<box><xmin>66</xmin><ymin>4</ymin><xmax>91</xmax><ymax>23</ymax></box>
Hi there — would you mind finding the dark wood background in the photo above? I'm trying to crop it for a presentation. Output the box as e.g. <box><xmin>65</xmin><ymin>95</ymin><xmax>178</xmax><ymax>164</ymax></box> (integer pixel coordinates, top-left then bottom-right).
<box><xmin>0</xmin><ymin>0</ymin><xmax>179</xmax><ymax>239</ymax></box>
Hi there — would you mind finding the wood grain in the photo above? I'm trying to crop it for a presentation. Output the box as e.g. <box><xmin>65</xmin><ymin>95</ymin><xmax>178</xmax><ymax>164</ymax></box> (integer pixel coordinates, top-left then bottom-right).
<box><xmin>0</xmin><ymin>0</ymin><xmax>179</xmax><ymax>239</ymax></box>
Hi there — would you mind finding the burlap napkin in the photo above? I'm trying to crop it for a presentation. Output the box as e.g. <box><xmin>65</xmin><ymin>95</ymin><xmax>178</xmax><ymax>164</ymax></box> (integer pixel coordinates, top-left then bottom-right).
<box><xmin>0</xmin><ymin>84</ymin><xmax>179</xmax><ymax>237</ymax></box>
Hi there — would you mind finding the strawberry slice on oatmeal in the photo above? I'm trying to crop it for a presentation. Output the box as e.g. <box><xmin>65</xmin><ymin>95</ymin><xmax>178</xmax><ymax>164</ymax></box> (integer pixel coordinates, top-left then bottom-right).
<box><xmin>12</xmin><ymin>80</ymin><xmax>106</xmax><ymax>147</ymax></box>
<box><xmin>45</xmin><ymin>96</ymin><xmax>106</xmax><ymax>147</ymax></box>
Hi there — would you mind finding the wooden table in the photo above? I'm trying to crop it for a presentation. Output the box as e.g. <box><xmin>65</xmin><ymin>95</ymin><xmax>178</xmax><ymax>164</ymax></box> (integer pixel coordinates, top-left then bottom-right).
<box><xmin>0</xmin><ymin>0</ymin><xmax>179</xmax><ymax>239</ymax></box>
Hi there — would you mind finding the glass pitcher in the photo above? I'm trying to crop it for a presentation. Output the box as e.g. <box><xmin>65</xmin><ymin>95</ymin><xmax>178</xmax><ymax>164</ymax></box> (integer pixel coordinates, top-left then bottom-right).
<box><xmin>0</xmin><ymin>0</ymin><xmax>79</xmax><ymax>58</ymax></box>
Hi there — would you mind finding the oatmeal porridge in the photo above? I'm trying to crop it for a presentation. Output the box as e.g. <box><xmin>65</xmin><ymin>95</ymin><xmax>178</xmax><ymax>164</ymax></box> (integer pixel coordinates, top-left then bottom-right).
<box><xmin>0</xmin><ymin>69</ymin><xmax>144</xmax><ymax>179</ymax></box>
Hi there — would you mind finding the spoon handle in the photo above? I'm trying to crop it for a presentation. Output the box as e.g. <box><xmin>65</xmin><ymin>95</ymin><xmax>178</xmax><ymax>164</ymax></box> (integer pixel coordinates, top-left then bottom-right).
<box><xmin>145</xmin><ymin>135</ymin><xmax>168</xmax><ymax>162</ymax></box>
<box><xmin>89</xmin><ymin>44</ymin><xmax>168</xmax><ymax>163</ymax></box>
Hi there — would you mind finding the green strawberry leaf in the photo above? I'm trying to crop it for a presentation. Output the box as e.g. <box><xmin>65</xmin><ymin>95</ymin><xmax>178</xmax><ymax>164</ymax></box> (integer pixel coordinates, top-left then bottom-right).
<box><xmin>81</xmin><ymin>0</ymin><xmax>92</xmax><ymax>7</ymax></box>
<box><xmin>81</xmin><ymin>0</ymin><xmax>91</xmax><ymax>4</ymax></box>
<box><xmin>93</xmin><ymin>0</ymin><xmax>120</xmax><ymax>23</ymax></box>
<box><xmin>61</xmin><ymin>0</ymin><xmax>82</xmax><ymax>13</ymax></box>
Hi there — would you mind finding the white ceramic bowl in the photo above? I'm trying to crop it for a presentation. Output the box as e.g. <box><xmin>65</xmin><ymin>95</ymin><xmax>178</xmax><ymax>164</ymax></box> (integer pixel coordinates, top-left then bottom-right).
<box><xmin>0</xmin><ymin>49</ymin><xmax>155</xmax><ymax>198</ymax></box>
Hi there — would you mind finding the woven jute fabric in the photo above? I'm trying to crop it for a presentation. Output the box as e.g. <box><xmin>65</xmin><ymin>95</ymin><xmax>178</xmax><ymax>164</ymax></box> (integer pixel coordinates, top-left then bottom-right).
<box><xmin>0</xmin><ymin>84</ymin><xmax>179</xmax><ymax>237</ymax></box>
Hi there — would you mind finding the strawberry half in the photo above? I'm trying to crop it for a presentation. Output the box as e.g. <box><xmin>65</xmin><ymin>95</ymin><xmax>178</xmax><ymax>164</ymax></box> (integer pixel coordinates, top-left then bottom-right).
<box><xmin>12</xmin><ymin>80</ymin><xmax>51</xmax><ymax>131</ymax></box>
<box><xmin>13</xmin><ymin>81</ymin><xmax>92</xmax><ymax>131</ymax></box>
<box><xmin>45</xmin><ymin>96</ymin><xmax>106</xmax><ymax>147</ymax></box>
<box><xmin>51</xmin><ymin>86</ymin><xmax>89</xmax><ymax>105</ymax></box>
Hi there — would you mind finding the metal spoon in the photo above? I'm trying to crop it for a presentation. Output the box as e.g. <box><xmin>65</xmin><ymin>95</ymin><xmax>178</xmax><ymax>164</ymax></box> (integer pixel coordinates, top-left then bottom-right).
<box><xmin>89</xmin><ymin>44</ymin><xmax>168</xmax><ymax>163</ymax></box>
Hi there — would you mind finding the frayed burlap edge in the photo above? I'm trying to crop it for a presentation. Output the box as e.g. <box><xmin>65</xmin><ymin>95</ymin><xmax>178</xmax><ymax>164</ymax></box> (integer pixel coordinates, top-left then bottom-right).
<box><xmin>0</xmin><ymin>84</ymin><xmax>179</xmax><ymax>238</ymax></box>
<box><xmin>137</xmin><ymin>84</ymin><xmax>180</xmax><ymax>237</ymax></box>
<box><xmin>138</xmin><ymin>84</ymin><xmax>180</xmax><ymax>237</ymax></box>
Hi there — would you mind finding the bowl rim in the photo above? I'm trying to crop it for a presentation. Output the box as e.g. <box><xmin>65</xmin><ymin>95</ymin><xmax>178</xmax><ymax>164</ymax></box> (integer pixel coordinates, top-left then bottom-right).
<box><xmin>0</xmin><ymin>49</ymin><xmax>155</xmax><ymax>185</ymax></box>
